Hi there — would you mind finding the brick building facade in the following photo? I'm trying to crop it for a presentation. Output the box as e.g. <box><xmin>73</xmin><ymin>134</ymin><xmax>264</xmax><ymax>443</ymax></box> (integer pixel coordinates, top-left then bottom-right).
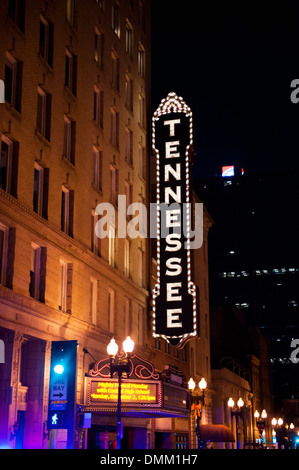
<box><xmin>0</xmin><ymin>0</ymin><xmax>213</xmax><ymax>449</ymax></box>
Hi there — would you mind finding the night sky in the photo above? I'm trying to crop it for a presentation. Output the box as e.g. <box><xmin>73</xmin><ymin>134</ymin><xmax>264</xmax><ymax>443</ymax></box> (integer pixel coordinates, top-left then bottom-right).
<box><xmin>151</xmin><ymin>0</ymin><xmax>299</xmax><ymax>180</ymax></box>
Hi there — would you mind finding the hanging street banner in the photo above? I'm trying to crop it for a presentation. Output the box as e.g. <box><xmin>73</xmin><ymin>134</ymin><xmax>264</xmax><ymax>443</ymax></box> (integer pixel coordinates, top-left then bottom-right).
<box><xmin>152</xmin><ymin>92</ymin><xmax>198</xmax><ymax>348</ymax></box>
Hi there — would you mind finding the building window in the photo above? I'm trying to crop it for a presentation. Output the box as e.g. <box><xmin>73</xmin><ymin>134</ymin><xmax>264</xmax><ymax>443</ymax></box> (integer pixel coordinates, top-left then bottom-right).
<box><xmin>138</xmin><ymin>94</ymin><xmax>145</xmax><ymax>128</ymax></box>
<box><xmin>110</xmin><ymin>108</ymin><xmax>119</xmax><ymax>148</ymax></box>
<box><xmin>124</xmin><ymin>298</ymin><xmax>131</xmax><ymax>337</ymax></box>
<box><xmin>8</xmin><ymin>0</ymin><xmax>25</xmax><ymax>33</ymax></box>
<box><xmin>138</xmin><ymin>247</ymin><xmax>144</xmax><ymax>287</ymax></box>
<box><xmin>66</xmin><ymin>0</ymin><xmax>77</xmax><ymax>28</ymax></box>
<box><xmin>61</xmin><ymin>186</ymin><xmax>74</xmax><ymax>237</ymax></box>
<box><xmin>112</xmin><ymin>3</ymin><xmax>120</xmax><ymax>37</ymax></box>
<box><xmin>33</xmin><ymin>162</ymin><xmax>49</xmax><ymax>219</ymax></box>
<box><xmin>124</xmin><ymin>239</ymin><xmax>130</xmax><ymax>277</ymax></box>
<box><xmin>39</xmin><ymin>15</ymin><xmax>54</xmax><ymax>68</ymax></box>
<box><xmin>5</xmin><ymin>52</ymin><xmax>23</xmax><ymax>113</ymax></box>
<box><xmin>0</xmin><ymin>225</ymin><xmax>8</xmax><ymax>287</ymax></box>
<box><xmin>175</xmin><ymin>434</ymin><xmax>188</xmax><ymax>450</ymax></box>
<box><xmin>108</xmin><ymin>288</ymin><xmax>115</xmax><ymax>332</ymax></box>
<box><xmin>138</xmin><ymin>144</ymin><xmax>145</xmax><ymax>179</ymax></box>
<box><xmin>125</xmin><ymin>182</ymin><xmax>133</xmax><ymax>214</ymax></box>
<box><xmin>0</xmin><ymin>224</ymin><xmax>15</xmax><ymax>289</ymax></box>
<box><xmin>0</xmin><ymin>136</ymin><xmax>19</xmax><ymax>198</ymax></box>
<box><xmin>29</xmin><ymin>244</ymin><xmax>47</xmax><ymax>303</ymax></box>
<box><xmin>94</xmin><ymin>27</ymin><xmax>104</xmax><ymax>66</ymax></box>
<box><xmin>93</xmin><ymin>87</ymin><xmax>104</xmax><ymax>128</ymax></box>
<box><xmin>111</xmin><ymin>51</ymin><xmax>119</xmax><ymax>91</ymax></box>
<box><xmin>36</xmin><ymin>87</ymin><xmax>51</xmax><ymax>141</ymax></box>
<box><xmin>65</xmin><ymin>49</ymin><xmax>77</xmax><ymax>96</ymax></box>
<box><xmin>63</xmin><ymin>116</ymin><xmax>76</xmax><ymax>164</ymax></box>
<box><xmin>137</xmin><ymin>305</ymin><xmax>144</xmax><ymax>346</ymax></box>
<box><xmin>125</xmin><ymin>127</ymin><xmax>133</xmax><ymax>165</ymax></box>
<box><xmin>138</xmin><ymin>43</ymin><xmax>145</xmax><ymax>77</ymax></box>
<box><xmin>125</xmin><ymin>75</ymin><xmax>133</xmax><ymax>112</ymax></box>
<box><xmin>90</xmin><ymin>278</ymin><xmax>98</xmax><ymax>324</ymax></box>
<box><xmin>108</xmin><ymin>222</ymin><xmax>115</xmax><ymax>267</ymax></box>
<box><xmin>92</xmin><ymin>146</ymin><xmax>103</xmax><ymax>191</ymax></box>
<box><xmin>59</xmin><ymin>260</ymin><xmax>72</xmax><ymax>313</ymax></box>
<box><xmin>110</xmin><ymin>166</ymin><xmax>119</xmax><ymax>206</ymax></box>
<box><xmin>91</xmin><ymin>209</ymin><xmax>100</xmax><ymax>256</ymax></box>
<box><xmin>125</xmin><ymin>20</ymin><xmax>133</xmax><ymax>57</ymax></box>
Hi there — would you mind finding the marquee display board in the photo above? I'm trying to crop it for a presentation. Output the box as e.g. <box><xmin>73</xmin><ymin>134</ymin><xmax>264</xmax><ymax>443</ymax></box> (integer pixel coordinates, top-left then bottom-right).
<box><xmin>85</xmin><ymin>378</ymin><xmax>162</xmax><ymax>410</ymax></box>
<box><xmin>152</xmin><ymin>92</ymin><xmax>198</xmax><ymax>348</ymax></box>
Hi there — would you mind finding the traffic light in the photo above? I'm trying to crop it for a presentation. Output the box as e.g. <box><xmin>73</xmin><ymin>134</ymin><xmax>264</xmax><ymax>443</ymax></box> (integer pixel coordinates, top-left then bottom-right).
<box><xmin>51</xmin><ymin>341</ymin><xmax>76</xmax><ymax>378</ymax></box>
<box><xmin>48</xmin><ymin>340</ymin><xmax>77</xmax><ymax>448</ymax></box>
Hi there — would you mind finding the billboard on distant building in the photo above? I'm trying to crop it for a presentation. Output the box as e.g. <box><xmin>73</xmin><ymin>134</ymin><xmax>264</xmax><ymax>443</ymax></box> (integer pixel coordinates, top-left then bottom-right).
<box><xmin>222</xmin><ymin>165</ymin><xmax>235</xmax><ymax>177</ymax></box>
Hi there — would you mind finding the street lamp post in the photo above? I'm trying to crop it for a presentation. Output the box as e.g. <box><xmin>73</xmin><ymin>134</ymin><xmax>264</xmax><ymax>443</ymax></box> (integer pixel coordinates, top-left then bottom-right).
<box><xmin>228</xmin><ymin>397</ymin><xmax>244</xmax><ymax>449</ymax></box>
<box><xmin>254</xmin><ymin>409</ymin><xmax>267</xmax><ymax>448</ymax></box>
<box><xmin>271</xmin><ymin>417</ymin><xmax>284</xmax><ymax>448</ymax></box>
<box><xmin>188</xmin><ymin>377</ymin><xmax>207</xmax><ymax>449</ymax></box>
<box><xmin>107</xmin><ymin>336</ymin><xmax>134</xmax><ymax>450</ymax></box>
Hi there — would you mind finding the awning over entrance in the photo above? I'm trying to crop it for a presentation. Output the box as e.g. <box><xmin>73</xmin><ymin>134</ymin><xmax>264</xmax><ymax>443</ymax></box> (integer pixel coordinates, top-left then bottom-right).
<box><xmin>199</xmin><ymin>424</ymin><xmax>235</xmax><ymax>442</ymax></box>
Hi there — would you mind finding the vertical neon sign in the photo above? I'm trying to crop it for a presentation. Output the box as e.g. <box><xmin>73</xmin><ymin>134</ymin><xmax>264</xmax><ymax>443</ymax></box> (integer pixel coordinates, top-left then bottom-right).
<box><xmin>152</xmin><ymin>92</ymin><xmax>198</xmax><ymax>348</ymax></box>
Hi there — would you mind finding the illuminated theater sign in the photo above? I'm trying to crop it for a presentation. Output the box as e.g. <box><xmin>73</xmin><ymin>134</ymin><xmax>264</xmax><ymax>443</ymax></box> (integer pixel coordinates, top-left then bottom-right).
<box><xmin>87</xmin><ymin>379</ymin><xmax>161</xmax><ymax>408</ymax></box>
<box><xmin>152</xmin><ymin>92</ymin><xmax>198</xmax><ymax>348</ymax></box>
<box><xmin>84</xmin><ymin>355</ymin><xmax>190</xmax><ymax>418</ymax></box>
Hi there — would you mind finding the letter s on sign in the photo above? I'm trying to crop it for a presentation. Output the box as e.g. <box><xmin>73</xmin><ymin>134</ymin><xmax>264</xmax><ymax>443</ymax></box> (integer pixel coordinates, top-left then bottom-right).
<box><xmin>290</xmin><ymin>339</ymin><xmax>299</xmax><ymax>364</ymax></box>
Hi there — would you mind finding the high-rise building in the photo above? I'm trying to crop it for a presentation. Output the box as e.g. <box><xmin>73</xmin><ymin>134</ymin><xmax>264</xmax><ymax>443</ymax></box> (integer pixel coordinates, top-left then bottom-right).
<box><xmin>194</xmin><ymin>168</ymin><xmax>299</xmax><ymax>416</ymax></box>
<box><xmin>0</xmin><ymin>0</ymin><xmax>152</xmax><ymax>449</ymax></box>
<box><xmin>0</xmin><ymin>0</ymin><xmax>213</xmax><ymax>450</ymax></box>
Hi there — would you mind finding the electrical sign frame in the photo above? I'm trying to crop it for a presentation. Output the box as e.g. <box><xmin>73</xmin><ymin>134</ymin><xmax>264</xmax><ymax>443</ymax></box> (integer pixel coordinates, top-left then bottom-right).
<box><xmin>152</xmin><ymin>92</ymin><xmax>198</xmax><ymax>348</ymax></box>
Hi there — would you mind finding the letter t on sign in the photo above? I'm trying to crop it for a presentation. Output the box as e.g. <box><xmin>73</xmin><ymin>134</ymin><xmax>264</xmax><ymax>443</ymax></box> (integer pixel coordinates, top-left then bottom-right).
<box><xmin>164</xmin><ymin>119</ymin><xmax>181</xmax><ymax>136</ymax></box>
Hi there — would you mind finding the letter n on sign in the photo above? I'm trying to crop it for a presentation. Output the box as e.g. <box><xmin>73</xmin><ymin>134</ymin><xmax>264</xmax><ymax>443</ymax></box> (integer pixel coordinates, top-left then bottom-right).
<box><xmin>152</xmin><ymin>92</ymin><xmax>198</xmax><ymax>348</ymax></box>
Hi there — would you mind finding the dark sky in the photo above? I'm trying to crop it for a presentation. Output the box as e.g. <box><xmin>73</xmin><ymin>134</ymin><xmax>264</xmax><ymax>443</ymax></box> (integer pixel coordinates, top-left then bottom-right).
<box><xmin>151</xmin><ymin>1</ymin><xmax>299</xmax><ymax>179</ymax></box>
